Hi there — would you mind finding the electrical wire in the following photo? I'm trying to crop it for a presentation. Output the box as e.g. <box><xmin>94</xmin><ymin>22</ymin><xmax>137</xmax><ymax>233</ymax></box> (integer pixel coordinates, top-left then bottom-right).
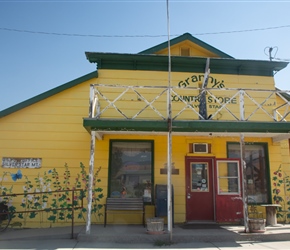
<box><xmin>1</xmin><ymin>24</ymin><xmax>290</xmax><ymax>38</ymax></box>
<box><xmin>2</xmin><ymin>0</ymin><xmax>290</xmax><ymax>2</ymax></box>
<box><xmin>272</xmin><ymin>57</ymin><xmax>290</xmax><ymax>62</ymax></box>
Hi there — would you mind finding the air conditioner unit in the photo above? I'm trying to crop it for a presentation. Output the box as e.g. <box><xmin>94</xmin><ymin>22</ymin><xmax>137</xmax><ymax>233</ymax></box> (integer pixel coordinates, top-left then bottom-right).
<box><xmin>193</xmin><ymin>143</ymin><xmax>208</xmax><ymax>153</ymax></box>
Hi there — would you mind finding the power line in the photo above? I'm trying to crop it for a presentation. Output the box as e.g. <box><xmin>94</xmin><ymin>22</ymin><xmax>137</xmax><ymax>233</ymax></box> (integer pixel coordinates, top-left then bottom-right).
<box><xmin>1</xmin><ymin>24</ymin><xmax>290</xmax><ymax>38</ymax></box>
<box><xmin>2</xmin><ymin>0</ymin><xmax>290</xmax><ymax>2</ymax></box>
<box><xmin>273</xmin><ymin>57</ymin><xmax>290</xmax><ymax>62</ymax></box>
<box><xmin>194</xmin><ymin>24</ymin><xmax>290</xmax><ymax>35</ymax></box>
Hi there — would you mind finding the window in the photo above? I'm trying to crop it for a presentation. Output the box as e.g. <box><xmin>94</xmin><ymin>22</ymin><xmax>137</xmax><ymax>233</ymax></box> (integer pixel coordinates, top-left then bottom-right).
<box><xmin>180</xmin><ymin>47</ymin><xmax>190</xmax><ymax>56</ymax></box>
<box><xmin>190</xmin><ymin>162</ymin><xmax>209</xmax><ymax>192</ymax></box>
<box><xmin>227</xmin><ymin>143</ymin><xmax>269</xmax><ymax>203</ymax></box>
<box><xmin>217</xmin><ymin>160</ymin><xmax>240</xmax><ymax>194</ymax></box>
<box><xmin>108</xmin><ymin>140</ymin><xmax>153</xmax><ymax>203</ymax></box>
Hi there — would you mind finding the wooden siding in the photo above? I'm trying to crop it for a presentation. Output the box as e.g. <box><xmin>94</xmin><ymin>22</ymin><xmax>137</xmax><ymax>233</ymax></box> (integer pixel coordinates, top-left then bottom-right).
<box><xmin>1</xmin><ymin>67</ymin><xmax>290</xmax><ymax>227</ymax></box>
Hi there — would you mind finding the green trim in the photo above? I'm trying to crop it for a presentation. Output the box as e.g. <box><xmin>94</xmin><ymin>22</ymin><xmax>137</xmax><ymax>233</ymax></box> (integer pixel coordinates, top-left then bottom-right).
<box><xmin>0</xmin><ymin>71</ymin><xmax>98</xmax><ymax>118</ymax></box>
<box><xmin>138</xmin><ymin>33</ymin><xmax>234</xmax><ymax>58</ymax></box>
<box><xmin>83</xmin><ymin>119</ymin><xmax>290</xmax><ymax>134</ymax></box>
<box><xmin>107</xmin><ymin>139</ymin><xmax>154</xmax><ymax>204</ymax></box>
<box><xmin>108</xmin><ymin>140</ymin><xmax>114</xmax><ymax>199</ymax></box>
<box><xmin>85</xmin><ymin>52</ymin><xmax>288</xmax><ymax>77</ymax></box>
<box><xmin>276</xmin><ymin>88</ymin><xmax>290</xmax><ymax>101</ymax></box>
<box><xmin>227</xmin><ymin>142</ymin><xmax>271</xmax><ymax>204</ymax></box>
<box><xmin>264</xmin><ymin>143</ymin><xmax>272</xmax><ymax>204</ymax></box>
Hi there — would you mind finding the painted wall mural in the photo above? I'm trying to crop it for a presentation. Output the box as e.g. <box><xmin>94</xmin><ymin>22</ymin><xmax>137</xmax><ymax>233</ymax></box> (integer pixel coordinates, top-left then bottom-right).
<box><xmin>0</xmin><ymin>162</ymin><xmax>103</xmax><ymax>227</ymax></box>
<box><xmin>272</xmin><ymin>165</ymin><xmax>290</xmax><ymax>223</ymax></box>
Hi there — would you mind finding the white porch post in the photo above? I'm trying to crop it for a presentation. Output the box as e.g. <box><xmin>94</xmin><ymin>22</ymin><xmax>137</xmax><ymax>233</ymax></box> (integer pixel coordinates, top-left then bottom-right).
<box><xmin>240</xmin><ymin>133</ymin><xmax>249</xmax><ymax>232</ymax></box>
<box><xmin>86</xmin><ymin>132</ymin><xmax>95</xmax><ymax>234</ymax></box>
<box><xmin>239</xmin><ymin>90</ymin><xmax>249</xmax><ymax>232</ymax></box>
<box><xmin>86</xmin><ymin>85</ymin><xmax>96</xmax><ymax>234</ymax></box>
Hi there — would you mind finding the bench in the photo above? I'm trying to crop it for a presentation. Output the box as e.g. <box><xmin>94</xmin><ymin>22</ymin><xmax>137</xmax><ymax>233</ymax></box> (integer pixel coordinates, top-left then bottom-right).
<box><xmin>104</xmin><ymin>198</ymin><xmax>145</xmax><ymax>227</ymax></box>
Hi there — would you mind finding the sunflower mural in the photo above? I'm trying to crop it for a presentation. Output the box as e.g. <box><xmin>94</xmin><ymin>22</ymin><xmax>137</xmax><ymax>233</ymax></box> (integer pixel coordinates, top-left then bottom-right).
<box><xmin>0</xmin><ymin>162</ymin><xmax>103</xmax><ymax>227</ymax></box>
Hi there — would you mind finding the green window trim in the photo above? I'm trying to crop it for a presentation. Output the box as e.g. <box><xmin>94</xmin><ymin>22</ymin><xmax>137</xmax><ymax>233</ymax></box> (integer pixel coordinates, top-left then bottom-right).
<box><xmin>108</xmin><ymin>139</ymin><xmax>155</xmax><ymax>205</ymax></box>
<box><xmin>227</xmin><ymin>142</ymin><xmax>271</xmax><ymax>204</ymax></box>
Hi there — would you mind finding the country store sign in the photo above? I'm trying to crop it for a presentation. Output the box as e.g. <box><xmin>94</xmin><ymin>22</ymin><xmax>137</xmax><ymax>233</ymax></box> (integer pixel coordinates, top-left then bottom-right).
<box><xmin>172</xmin><ymin>74</ymin><xmax>237</xmax><ymax>109</ymax></box>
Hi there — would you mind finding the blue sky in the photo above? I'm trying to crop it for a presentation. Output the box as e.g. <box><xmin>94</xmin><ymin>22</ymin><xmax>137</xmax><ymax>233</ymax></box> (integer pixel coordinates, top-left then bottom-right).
<box><xmin>1</xmin><ymin>0</ymin><xmax>290</xmax><ymax>111</ymax></box>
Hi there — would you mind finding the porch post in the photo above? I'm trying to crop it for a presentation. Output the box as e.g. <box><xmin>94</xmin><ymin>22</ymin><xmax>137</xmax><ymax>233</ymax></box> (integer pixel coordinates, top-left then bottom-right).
<box><xmin>240</xmin><ymin>134</ymin><xmax>249</xmax><ymax>233</ymax></box>
<box><xmin>86</xmin><ymin>130</ymin><xmax>96</xmax><ymax>234</ymax></box>
<box><xmin>239</xmin><ymin>90</ymin><xmax>249</xmax><ymax>232</ymax></box>
<box><xmin>198</xmin><ymin>58</ymin><xmax>210</xmax><ymax>120</ymax></box>
<box><xmin>86</xmin><ymin>86</ymin><xmax>96</xmax><ymax>234</ymax></box>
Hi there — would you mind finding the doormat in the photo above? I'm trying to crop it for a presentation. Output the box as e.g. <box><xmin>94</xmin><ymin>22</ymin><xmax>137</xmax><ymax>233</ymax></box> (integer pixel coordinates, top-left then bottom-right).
<box><xmin>179</xmin><ymin>224</ymin><xmax>224</xmax><ymax>230</ymax></box>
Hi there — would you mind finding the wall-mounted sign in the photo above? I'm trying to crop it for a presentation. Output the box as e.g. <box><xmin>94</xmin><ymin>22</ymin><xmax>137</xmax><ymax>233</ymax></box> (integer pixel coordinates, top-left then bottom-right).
<box><xmin>160</xmin><ymin>162</ymin><xmax>179</xmax><ymax>175</ymax></box>
<box><xmin>178</xmin><ymin>74</ymin><xmax>226</xmax><ymax>89</ymax></box>
<box><xmin>2</xmin><ymin>157</ymin><xmax>42</xmax><ymax>169</ymax></box>
<box><xmin>172</xmin><ymin>74</ymin><xmax>235</xmax><ymax>109</ymax></box>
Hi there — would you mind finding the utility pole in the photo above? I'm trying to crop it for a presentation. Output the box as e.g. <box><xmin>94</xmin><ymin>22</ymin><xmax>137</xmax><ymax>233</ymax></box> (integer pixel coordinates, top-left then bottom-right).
<box><xmin>166</xmin><ymin>0</ymin><xmax>173</xmax><ymax>242</ymax></box>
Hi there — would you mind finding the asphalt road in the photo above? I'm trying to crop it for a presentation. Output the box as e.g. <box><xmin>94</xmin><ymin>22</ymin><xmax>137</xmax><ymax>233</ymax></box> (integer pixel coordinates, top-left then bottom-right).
<box><xmin>1</xmin><ymin>238</ymin><xmax>290</xmax><ymax>250</ymax></box>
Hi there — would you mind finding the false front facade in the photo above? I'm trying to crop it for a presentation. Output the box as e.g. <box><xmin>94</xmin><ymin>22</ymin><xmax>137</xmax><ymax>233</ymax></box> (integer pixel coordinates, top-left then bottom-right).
<box><xmin>1</xmin><ymin>33</ymin><xmax>290</xmax><ymax>227</ymax></box>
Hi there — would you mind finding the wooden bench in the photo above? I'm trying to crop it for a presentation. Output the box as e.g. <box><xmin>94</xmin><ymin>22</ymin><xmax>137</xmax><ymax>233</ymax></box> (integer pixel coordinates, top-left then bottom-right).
<box><xmin>104</xmin><ymin>198</ymin><xmax>145</xmax><ymax>227</ymax></box>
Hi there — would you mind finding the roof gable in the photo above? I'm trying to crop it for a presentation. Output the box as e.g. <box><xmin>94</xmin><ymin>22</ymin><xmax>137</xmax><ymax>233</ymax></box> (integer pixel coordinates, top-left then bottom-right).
<box><xmin>138</xmin><ymin>33</ymin><xmax>233</xmax><ymax>59</ymax></box>
<box><xmin>0</xmin><ymin>71</ymin><xmax>98</xmax><ymax>118</ymax></box>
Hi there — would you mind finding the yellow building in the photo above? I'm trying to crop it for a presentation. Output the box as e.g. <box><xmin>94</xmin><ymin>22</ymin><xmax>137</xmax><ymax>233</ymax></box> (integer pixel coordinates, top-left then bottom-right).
<box><xmin>1</xmin><ymin>33</ymin><xmax>290</xmax><ymax>228</ymax></box>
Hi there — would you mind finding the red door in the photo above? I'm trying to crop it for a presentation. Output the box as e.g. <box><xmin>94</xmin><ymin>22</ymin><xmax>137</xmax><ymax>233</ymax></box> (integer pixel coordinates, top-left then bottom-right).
<box><xmin>215</xmin><ymin>159</ymin><xmax>244</xmax><ymax>223</ymax></box>
<box><xmin>185</xmin><ymin>157</ymin><xmax>215</xmax><ymax>221</ymax></box>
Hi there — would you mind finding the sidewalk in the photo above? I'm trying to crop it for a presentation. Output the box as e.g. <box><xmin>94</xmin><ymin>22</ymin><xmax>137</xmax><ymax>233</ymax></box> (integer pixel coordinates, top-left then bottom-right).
<box><xmin>1</xmin><ymin>223</ymin><xmax>290</xmax><ymax>243</ymax></box>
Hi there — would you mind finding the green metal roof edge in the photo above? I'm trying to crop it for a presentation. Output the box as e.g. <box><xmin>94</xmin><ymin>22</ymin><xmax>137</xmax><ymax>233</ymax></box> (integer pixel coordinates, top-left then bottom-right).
<box><xmin>85</xmin><ymin>52</ymin><xmax>288</xmax><ymax>76</ymax></box>
<box><xmin>276</xmin><ymin>87</ymin><xmax>290</xmax><ymax>101</ymax></box>
<box><xmin>138</xmin><ymin>33</ymin><xmax>234</xmax><ymax>59</ymax></box>
<box><xmin>0</xmin><ymin>71</ymin><xmax>98</xmax><ymax>118</ymax></box>
<box><xmin>83</xmin><ymin>119</ymin><xmax>290</xmax><ymax>134</ymax></box>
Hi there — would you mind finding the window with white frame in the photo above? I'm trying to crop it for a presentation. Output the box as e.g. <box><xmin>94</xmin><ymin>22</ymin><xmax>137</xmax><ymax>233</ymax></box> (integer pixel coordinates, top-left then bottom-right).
<box><xmin>217</xmin><ymin>160</ymin><xmax>240</xmax><ymax>194</ymax></box>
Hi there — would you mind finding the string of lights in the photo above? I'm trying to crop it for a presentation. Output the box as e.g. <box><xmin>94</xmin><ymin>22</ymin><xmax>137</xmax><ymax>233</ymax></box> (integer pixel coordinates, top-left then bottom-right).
<box><xmin>1</xmin><ymin>24</ymin><xmax>290</xmax><ymax>38</ymax></box>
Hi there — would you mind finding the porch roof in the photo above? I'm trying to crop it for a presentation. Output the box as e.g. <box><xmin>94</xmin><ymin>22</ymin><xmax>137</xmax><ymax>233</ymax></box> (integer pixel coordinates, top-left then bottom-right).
<box><xmin>83</xmin><ymin>118</ymin><xmax>290</xmax><ymax>142</ymax></box>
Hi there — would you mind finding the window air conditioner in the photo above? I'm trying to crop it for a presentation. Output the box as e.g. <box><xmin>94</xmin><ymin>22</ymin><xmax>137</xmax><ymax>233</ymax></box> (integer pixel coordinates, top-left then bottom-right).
<box><xmin>193</xmin><ymin>143</ymin><xmax>208</xmax><ymax>153</ymax></box>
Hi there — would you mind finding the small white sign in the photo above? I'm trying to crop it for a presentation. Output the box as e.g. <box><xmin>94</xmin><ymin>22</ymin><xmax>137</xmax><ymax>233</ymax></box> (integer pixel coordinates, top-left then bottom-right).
<box><xmin>2</xmin><ymin>157</ymin><xmax>42</xmax><ymax>168</ymax></box>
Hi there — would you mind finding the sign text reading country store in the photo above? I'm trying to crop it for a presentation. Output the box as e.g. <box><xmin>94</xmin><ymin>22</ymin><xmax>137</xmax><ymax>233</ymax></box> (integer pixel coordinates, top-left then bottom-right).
<box><xmin>172</xmin><ymin>74</ymin><xmax>237</xmax><ymax>109</ymax></box>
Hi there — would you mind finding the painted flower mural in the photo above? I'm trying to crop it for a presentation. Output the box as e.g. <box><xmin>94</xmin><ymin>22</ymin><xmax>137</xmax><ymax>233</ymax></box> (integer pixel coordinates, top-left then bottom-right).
<box><xmin>0</xmin><ymin>162</ymin><xmax>103</xmax><ymax>227</ymax></box>
<box><xmin>272</xmin><ymin>165</ymin><xmax>290</xmax><ymax>222</ymax></box>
